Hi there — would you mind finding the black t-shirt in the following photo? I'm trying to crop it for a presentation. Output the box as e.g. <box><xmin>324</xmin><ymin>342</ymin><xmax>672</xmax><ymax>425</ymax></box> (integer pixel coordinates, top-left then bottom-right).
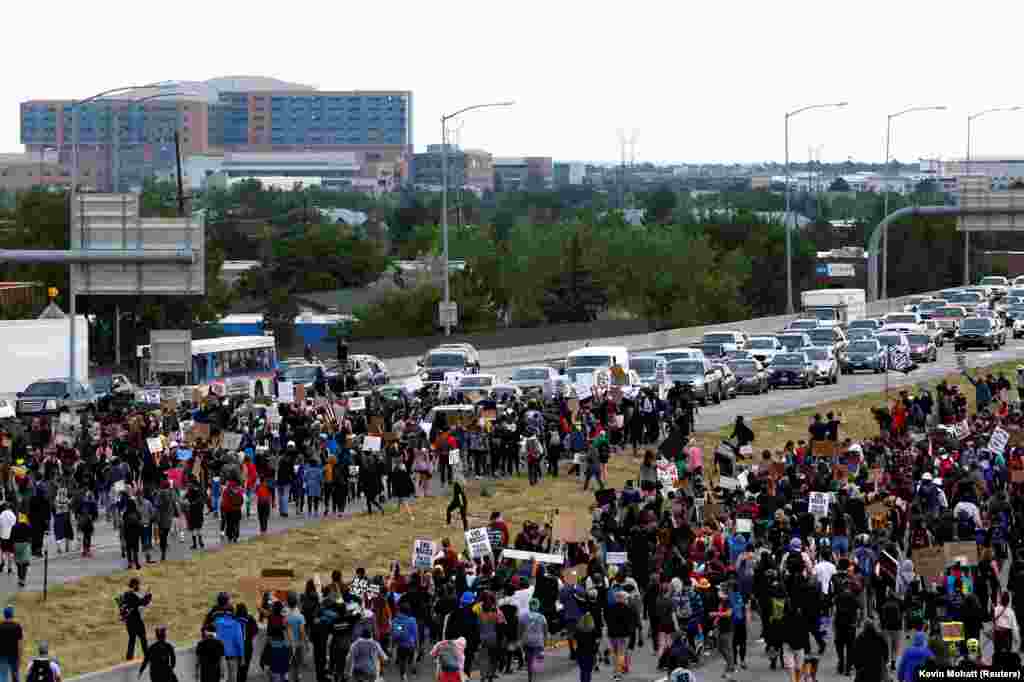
<box><xmin>0</xmin><ymin>621</ymin><xmax>22</xmax><ymax>658</ymax></box>
<box><xmin>196</xmin><ymin>637</ymin><xmax>224</xmax><ymax>673</ymax></box>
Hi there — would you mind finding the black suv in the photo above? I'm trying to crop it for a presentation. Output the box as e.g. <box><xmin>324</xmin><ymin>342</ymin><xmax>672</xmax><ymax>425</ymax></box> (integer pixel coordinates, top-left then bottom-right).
<box><xmin>954</xmin><ymin>317</ymin><xmax>1001</xmax><ymax>351</ymax></box>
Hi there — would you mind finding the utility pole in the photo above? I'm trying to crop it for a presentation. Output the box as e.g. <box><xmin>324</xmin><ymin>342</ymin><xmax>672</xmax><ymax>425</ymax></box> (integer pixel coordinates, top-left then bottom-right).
<box><xmin>174</xmin><ymin>130</ymin><xmax>185</xmax><ymax>217</ymax></box>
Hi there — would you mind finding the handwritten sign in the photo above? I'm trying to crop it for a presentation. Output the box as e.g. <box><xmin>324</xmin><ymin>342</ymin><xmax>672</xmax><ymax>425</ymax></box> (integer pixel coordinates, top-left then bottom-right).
<box><xmin>278</xmin><ymin>381</ymin><xmax>295</xmax><ymax>403</ymax></box>
<box><xmin>502</xmin><ymin>549</ymin><xmax>565</xmax><ymax>564</ymax></box>
<box><xmin>348</xmin><ymin>465</ymin><xmax>360</xmax><ymax>477</ymax></box>
<box><xmin>735</xmin><ymin>518</ymin><xmax>753</xmax><ymax>534</ymax></box>
<box><xmin>350</xmin><ymin>577</ymin><xmax>370</xmax><ymax>597</ymax></box>
<box><xmin>606</xmin><ymin>551</ymin><xmax>628</xmax><ymax>566</ymax></box>
<box><xmin>363</xmin><ymin>435</ymin><xmax>382</xmax><ymax>452</ymax></box>
<box><xmin>413</xmin><ymin>539</ymin><xmax>436</xmax><ymax>570</ymax></box>
<box><xmin>808</xmin><ymin>491</ymin><xmax>830</xmax><ymax>516</ymax></box>
<box><xmin>988</xmin><ymin>427</ymin><xmax>1009</xmax><ymax>455</ymax></box>
<box><xmin>143</xmin><ymin>389</ymin><xmax>161</xmax><ymax>405</ymax></box>
<box><xmin>349</xmin><ymin>396</ymin><xmax>366</xmax><ymax>412</ymax></box>
<box><xmin>465</xmin><ymin>527</ymin><xmax>493</xmax><ymax>558</ymax></box>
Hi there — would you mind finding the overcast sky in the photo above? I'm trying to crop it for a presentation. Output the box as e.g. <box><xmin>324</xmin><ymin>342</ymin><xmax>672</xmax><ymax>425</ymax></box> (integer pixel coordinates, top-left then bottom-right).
<box><xmin>5</xmin><ymin>1</ymin><xmax>1024</xmax><ymax>165</ymax></box>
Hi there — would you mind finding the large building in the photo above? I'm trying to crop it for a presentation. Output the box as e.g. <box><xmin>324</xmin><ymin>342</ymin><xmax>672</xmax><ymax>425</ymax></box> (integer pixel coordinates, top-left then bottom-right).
<box><xmin>412</xmin><ymin>144</ymin><xmax>494</xmax><ymax>193</ymax></box>
<box><xmin>554</xmin><ymin>162</ymin><xmax>586</xmax><ymax>186</ymax></box>
<box><xmin>20</xmin><ymin>77</ymin><xmax>413</xmax><ymax>192</ymax></box>
<box><xmin>493</xmin><ymin>157</ymin><xmax>553</xmax><ymax>191</ymax></box>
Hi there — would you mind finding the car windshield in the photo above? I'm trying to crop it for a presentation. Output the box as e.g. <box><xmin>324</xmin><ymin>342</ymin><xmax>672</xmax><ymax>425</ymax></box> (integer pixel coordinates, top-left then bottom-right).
<box><xmin>702</xmin><ymin>333</ymin><xmax>738</xmax><ymax>344</ymax></box>
<box><xmin>511</xmin><ymin>368</ymin><xmax>549</xmax><ymax>381</ymax></box>
<box><xmin>459</xmin><ymin>377</ymin><xmax>492</xmax><ymax>388</ymax></box>
<box><xmin>23</xmin><ymin>381</ymin><xmax>67</xmax><ymax>396</ymax></box>
<box><xmin>282</xmin><ymin>365</ymin><xmax>319</xmax><ymax>383</ymax></box>
<box><xmin>774</xmin><ymin>354</ymin><xmax>804</xmax><ymax>366</ymax></box>
<box><xmin>919</xmin><ymin>301</ymin><xmax>946</xmax><ymax>311</ymax></box>
<box><xmin>425</xmin><ymin>353</ymin><xmax>466</xmax><ymax>368</ymax></box>
<box><xmin>730</xmin><ymin>361</ymin><xmax>759</xmax><ymax>376</ymax></box>
<box><xmin>849</xmin><ymin>341</ymin><xmax>879</xmax><ymax>353</ymax></box>
<box><xmin>777</xmin><ymin>335</ymin><xmax>806</xmax><ymax>349</ymax></box>
<box><xmin>630</xmin><ymin>358</ymin><xmax>658</xmax><ymax>374</ymax></box>
<box><xmin>92</xmin><ymin>377</ymin><xmax>113</xmax><ymax>393</ymax></box>
<box><xmin>806</xmin><ymin>308</ymin><xmax>838</xmax><ymax>321</ymax></box>
<box><xmin>886</xmin><ymin>314</ymin><xmax>917</xmax><ymax>324</ymax></box>
<box><xmin>805</xmin><ymin>348</ymin><xmax>830</xmax><ymax>361</ymax></box>
<box><xmin>668</xmin><ymin>361</ymin><xmax>704</xmax><ymax>375</ymax></box>
<box><xmin>937</xmin><ymin>308</ymin><xmax>965</xmax><ymax>318</ymax></box>
<box><xmin>748</xmin><ymin>338</ymin><xmax>776</xmax><ymax>349</ymax></box>
<box><xmin>808</xmin><ymin>329</ymin><xmax>835</xmax><ymax>344</ymax></box>
<box><xmin>981</xmin><ymin>277</ymin><xmax>1007</xmax><ymax>286</ymax></box>
<box><xmin>566</xmin><ymin>355</ymin><xmax>614</xmax><ymax>368</ymax></box>
<box><xmin>876</xmin><ymin>335</ymin><xmax>902</xmax><ymax>347</ymax></box>
<box><xmin>848</xmin><ymin>329</ymin><xmax>873</xmax><ymax>340</ymax></box>
<box><xmin>949</xmin><ymin>293</ymin><xmax>981</xmax><ymax>303</ymax></box>
<box><xmin>907</xmin><ymin>335</ymin><xmax>931</xmax><ymax>345</ymax></box>
<box><xmin>658</xmin><ymin>351</ymin><xmax>698</xmax><ymax>362</ymax></box>
<box><xmin>960</xmin><ymin>318</ymin><xmax>991</xmax><ymax>331</ymax></box>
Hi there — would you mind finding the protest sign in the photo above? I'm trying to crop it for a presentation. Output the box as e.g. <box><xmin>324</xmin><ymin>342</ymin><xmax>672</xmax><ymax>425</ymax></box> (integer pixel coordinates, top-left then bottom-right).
<box><xmin>735</xmin><ymin>518</ymin><xmax>753</xmax><ymax>534</ymax></box>
<box><xmin>718</xmin><ymin>476</ymin><xmax>741</xmax><ymax>490</ymax></box>
<box><xmin>363</xmin><ymin>435</ymin><xmax>382</xmax><ymax>452</ymax></box>
<box><xmin>812</xmin><ymin>441</ymin><xmax>836</xmax><ymax>458</ymax></box>
<box><xmin>143</xmin><ymin>389</ymin><xmax>161</xmax><ymax>405</ymax></box>
<box><xmin>278</xmin><ymin>381</ymin><xmax>295</xmax><ymax>403</ymax></box>
<box><xmin>412</xmin><ymin>539</ymin><xmax>436</xmax><ymax>570</ymax></box>
<box><xmin>448</xmin><ymin>449</ymin><xmax>461</xmax><ymax>467</ymax></box>
<box><xmin>941</xmin><ymin>622</ymin><xmax>964</xmax><ymax>642</ymax></box>
<box><xmin>606</xmin><ymin>552</ymin><xmax>628</xmax><ymax>565</ymax></box>
<box><xmin>239</xmin><ymin>568</ymin><xmax>294</xmax><ymax>602</ymax></box>
<box><xmin>348</xmin><ymin>465</ymin><xmax>360</xmax><ymax>477</ymax></box>
<box><xmin>808</xmin><ymin>492</ymin><xmax>830</xmax><ymax>516</ymax></box>
<box><xmin>350</xmin><ymin>577</ymin><xmax>370</xmax><ymax>597</ymax></box>
<box><xmin>465</xmin><ymin>527</ymin><xmax>492</xmax><ymax>558</ymax></box>
<box><xmin>502</xmin><ymin>549</ymin><xmax>564</xmax><ymax>564</ymax></box>
<box><xmin>222</xmin><ymin>432</ymin><xmax>243</xmax><ymax>451</ymax></box>
<box><xmin>444</xmin><ymin>372</ymin><xmax>464</xmax><ymax>388</ymax></box>
<box><xmin>914</xmin><ymin>546</ymin><xmax>946</xmax><ymax>581</ymax></box>
<box><xmin>349</xmin><ymin>396</ymin><xmax>366</xmax><ymax>412</ymax></box>
<box><xmin>988</xmin><ymin>427</ymin><xmax>1009</xmax><ymax>455</ymax></box>
<box><xmin>147</xmin><ymin>437</ymin><xmax>164</xmax><ymax>454</ymax></box>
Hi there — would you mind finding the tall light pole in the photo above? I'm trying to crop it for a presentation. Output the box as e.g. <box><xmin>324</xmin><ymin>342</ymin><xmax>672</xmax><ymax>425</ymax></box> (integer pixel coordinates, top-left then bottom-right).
<box><xmin>440</xmin><ymin>101</ymin><xmax>514</xmax><ymax>335</ymax></box>
<box><xmin>964</xmin><ymin>106</ymin><xmax>1022</xmax><ymax>285</ymax></box>
<box><xmin>784</xmin><ymin>101</ymin><xmax>847</xmax><ymax>314</ymax></box>
<box><xmin>881</xmin><ymin>105</ymin><xmax>946</xmax><ymax>299</ymax></box>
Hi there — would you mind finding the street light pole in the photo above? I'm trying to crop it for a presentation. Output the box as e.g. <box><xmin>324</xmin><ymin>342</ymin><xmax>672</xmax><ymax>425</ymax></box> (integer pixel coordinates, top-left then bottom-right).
<box><xmin>881</xmin><ymin>105</ymin><xmax>946</xmax><ymax>300</ymax></box>
<box><xmin>784</xmin><ymin>101</ymin><xmax>848</xmax><ymax>314</ymax></box>
<box><xmin>964</xmin><ymin>106</ymin><xmax>1022</xmax><ymax>285</ymax></box>
<box><xmin>439</xmin><ymin>100</ymin><xmax>514</xmax><ymax>335</ymax></box>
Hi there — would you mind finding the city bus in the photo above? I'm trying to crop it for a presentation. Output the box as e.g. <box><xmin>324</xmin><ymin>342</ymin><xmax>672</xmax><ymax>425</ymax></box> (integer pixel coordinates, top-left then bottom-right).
<box><xmin>137</xmin><ymin>335</ymin><xmax>278</xmax><ymax>398</ymax></box>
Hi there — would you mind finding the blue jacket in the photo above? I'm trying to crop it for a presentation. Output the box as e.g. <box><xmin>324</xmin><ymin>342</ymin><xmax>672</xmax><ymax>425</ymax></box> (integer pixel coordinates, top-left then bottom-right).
<box><xmin>966</xmin><ymin>375</ymin><xmax>991</xmax><ymax>405</ymax></box>
<box><xmin>304</xmin><ymin>465</ymin><xmax>323</xmax><ymax>498</ymax></box>
<box><xmin>214</xmin><ymin>613</ymin><xmax>245</xmax><ymax>658</ymax></box>
<box><xmin>392</xmin><ymin>613</ymin><xmax>419</xmax><ymax>649</ymax></box>
<box><xmin>897</xmin><ymin>632</ymin><xmax>933</xmax><ymax>682</ymax></box>
<box><xmin>559</xmin><ymin>585</ymin><xmax>583</xmax><ymax>623</ymax></box>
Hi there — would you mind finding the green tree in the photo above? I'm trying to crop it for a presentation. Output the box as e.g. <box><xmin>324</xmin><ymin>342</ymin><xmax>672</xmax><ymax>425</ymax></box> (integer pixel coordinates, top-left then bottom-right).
<box><xmin>540</xmin><ymin>232</ymin><xmax>608</xmax><ymax>322</ymax></box>
<box><xmin>644</xmin><ymin>185</ymin><xmax>678</xmax><ymax>225</ymax></box>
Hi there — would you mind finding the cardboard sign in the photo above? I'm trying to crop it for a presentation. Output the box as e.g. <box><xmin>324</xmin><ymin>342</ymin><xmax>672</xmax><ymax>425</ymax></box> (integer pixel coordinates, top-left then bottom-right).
<box><xmin>502</xmin><ymin>549</ymin><xmax>565</xmax><ymax>564</ymax></box>
<box><xmin>554</xmin><ymin>514</ymin><xmax>587</xmax><ymax>543</ymax></box>
<box><xmin>988</xmin><ymin>427</ymin><xmax>1010</xmax><ymax>455</ymax></box>
<box><xmin>735</xmin><ymin>518</ymin><xmax>753</xmax><ymax>534</ymax></box>
<box><xmin>448</xmin><ymin>449</ymin><xmax>461</xmax><ymax>467</ymax></box>
<box><xmin>147</xmin><ymin>437</ymin><xmax>164</xmax><ymax>454</ymax></box>
<box><xmin>808</xmin><ymin>491</ymin><xmax>830</xmax><ymax>516</ymax></box>
<box><xmin>944</xmin><ymin>541</ymin><xmax>979</xmax><ymax>566</ymax></box>
<box><xmin>363</xmin><ymin>435</ymin><xmax>382</xmax><ymax>452</ymax></box>
<box><xmin>812</xmin><ymin>441</ymin><xmax>836</xmax><ymax>458</ymax></box>
<box><xmin>413</xmin><ymin>539</ymin><xmax>436</xmax><ymax>570</ymax></box>
<box><xmin>349</xmin><ymin>396</ymin><xmax>366</xmax><ymax>412</ymax></box>
<box><xmin>914</xmin><ymin>546</ymin><xmax>946</xmax><ymax>580</ymax></box>
<box><xmin>606</xmin><ymin>552</ymin><xmax>628</xmax><ymax>566</ymax></box>
<box><xmin>465</xmin><ymin>527</ymin><xmax>493</xmax><ymax>558</ymax></box>
<box><xmin>278</xmin><ymin>381</ymin><xmax>295</xmax><ymax>403</ymax></box>
<box><xmin>222</xmin><ymin>432</ymin><xmax>243</xmax><ymax>451</ymax></box>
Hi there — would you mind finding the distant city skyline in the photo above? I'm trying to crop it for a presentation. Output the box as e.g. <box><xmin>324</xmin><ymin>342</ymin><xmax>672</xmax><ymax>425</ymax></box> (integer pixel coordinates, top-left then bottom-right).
<box><xmin>6</xmin><ymin>2</ymin><xmax>1024</xmax><ymax>165</ymax></box>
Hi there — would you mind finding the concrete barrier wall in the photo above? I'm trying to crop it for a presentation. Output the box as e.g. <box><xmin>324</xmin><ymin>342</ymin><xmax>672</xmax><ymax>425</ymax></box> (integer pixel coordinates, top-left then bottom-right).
<box><xmin>385</xmin><ymin>292</ymin><xmax>932</xmax><ymax>380</ymax></box>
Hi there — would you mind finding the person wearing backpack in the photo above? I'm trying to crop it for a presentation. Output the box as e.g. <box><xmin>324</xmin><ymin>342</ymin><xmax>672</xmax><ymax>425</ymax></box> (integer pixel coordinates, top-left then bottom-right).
<box><xmin>606</xmin><ymin>590</ymin><xmax>636</xmax><ymax>679</ymax></box>
<box><xmin>522</xmin><ymin>599</ymin><xmax>549</xmax><ymax>682</ymax></box>
<box><xmin>833</xmin><ymin>583</ymin><xmax>860</xmax><ymax>676</ymax></box>
<box><xmin>25</xmin><ymin>642</ymin><xmax>61</xmax><ymax>682</ymax></box>
<box><xmin>431</xmin><ymin>636</ymin><xmax>466</xmax><ymax>682</ymax></box>
<box><xmin>879</xmin><ymin>592</ymin><xmax>903</xmax><ymax>670</ymax></box>
<box><xmin>477</xmin><ymin>592</ymin><xmax>506</xmax><ymax>682</ymax></box>
<box><xmin>220</xmin><ymin>480</ymin><xmax>244</xmax><ymax>544</ymax></box>
<box><xmin>138</xmin><ymin>626</ymin><xmax>176</xmax><ymax>682</ymax></box>
<box><xmin>346</xmin><ymin>627</ymin><xmax>388</xmax><ymax>682</ymax></box>
<box><xmin>392</xmin><ymin>601</ymin><xmax>420</xmax><ymax>682</ymax></box>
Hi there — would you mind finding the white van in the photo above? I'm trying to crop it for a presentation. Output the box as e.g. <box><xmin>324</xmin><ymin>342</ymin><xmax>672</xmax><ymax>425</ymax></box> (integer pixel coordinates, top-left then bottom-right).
<box><xmin>565</xmin><ymin>345</ymin><xmax>630</xmax><ymax>374</ymax></box>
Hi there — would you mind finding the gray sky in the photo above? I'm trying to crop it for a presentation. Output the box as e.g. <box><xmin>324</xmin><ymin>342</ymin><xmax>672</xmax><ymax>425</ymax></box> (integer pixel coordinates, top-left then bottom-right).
<box><xmin>6</xmin><ymin>0</ymin><xmax>1024</xmax><ymax>164</ymax></box>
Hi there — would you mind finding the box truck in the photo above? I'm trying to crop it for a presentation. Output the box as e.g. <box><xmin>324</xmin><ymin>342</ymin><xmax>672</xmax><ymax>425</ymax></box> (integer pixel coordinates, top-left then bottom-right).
<box><xmin>800</xmin><ymin>289</ymin><xmax>866</xmax><ymax>329</ymax></box>
<box><xmin>0</xmin><ymin>317</ymin><xmax>89</xmax><ymax>395</ymax></box>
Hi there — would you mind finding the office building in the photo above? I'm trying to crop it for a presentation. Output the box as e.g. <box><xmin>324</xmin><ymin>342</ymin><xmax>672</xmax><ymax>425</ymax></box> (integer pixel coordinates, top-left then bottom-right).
<box><xmin>413</xmin><ymin>144</ymin><xmax>494</xmax><ymax>192</ymax></box>
<box><xmin>20</xmin><ymin>77</ymin><xmax>413</xmax><ymax>192</ymax></box>
<box><xmin>493</xmin><ymin>157</ymin><xmax>553</xmax><ymax>191</ymax></box>
<box><xmin>554</xmin><ymin>162</ymin><xmax>586</xmax><ymax>186</ymax></box>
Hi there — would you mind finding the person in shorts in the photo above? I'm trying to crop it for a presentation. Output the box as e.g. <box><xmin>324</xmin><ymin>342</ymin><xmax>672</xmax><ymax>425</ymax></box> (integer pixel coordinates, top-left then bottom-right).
<box><xmin>0</xmin><ymin>503</ymin><xmax>15</xmax><ymax>575</ymax></box>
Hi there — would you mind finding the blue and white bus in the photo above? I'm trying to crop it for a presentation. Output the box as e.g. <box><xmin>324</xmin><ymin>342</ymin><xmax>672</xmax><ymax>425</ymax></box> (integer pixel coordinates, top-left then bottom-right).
<box><xmin>139</xmin><ymin>335</ymin><xmax>278</xmax><ymax>398</ymax></box>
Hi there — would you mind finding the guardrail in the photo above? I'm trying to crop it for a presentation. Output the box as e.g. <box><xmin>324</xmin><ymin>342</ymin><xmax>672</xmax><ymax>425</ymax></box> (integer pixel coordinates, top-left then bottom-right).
<box><xmin>386</xmin><ymin>291</ymin><xmax>935</xmax><ymax>380</ymax></box>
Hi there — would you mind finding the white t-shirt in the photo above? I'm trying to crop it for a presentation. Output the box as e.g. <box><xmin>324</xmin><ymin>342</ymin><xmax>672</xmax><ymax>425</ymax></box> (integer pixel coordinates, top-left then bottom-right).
<box><xmin>0</xmin><ymin>509</ymin><xmax>16</xmax><ymax>540</ymax></box>
<box><xmin>815</xmin><ymin>561</ymin><xmax>837</xmax><ymax>594</ymax></box>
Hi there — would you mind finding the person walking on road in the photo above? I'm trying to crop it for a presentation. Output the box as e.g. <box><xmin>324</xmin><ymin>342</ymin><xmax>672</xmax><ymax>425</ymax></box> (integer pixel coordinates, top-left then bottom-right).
<box><xmin>120</xmin><ymin>577</ymin><xmax>152</xmax><ymax>661</ymax></box>
<box><xmin>195</xmin><ymin>628</ymin><xmax>225</xmax><ymax>682</ymax></box>
<box><xmin>26</xmin><ymin>641</ymin><xmax>62</xmax><ymax>682</ymax></box>
<box><xmin>0</xmin><ymin>606</ymin><xmax>23</xmax><ymax>682</ymax></box>
<box><xmin>185</xmin><ymin>481</ymin><xmax>207</xmax><ymax>550</ymax></box>
<box><xmin>0</xmin><ymin>503</ymin><xmax>16</xmax><ymax>574</ymax></box>
<box><xmin>154</xmin><ymin>481</ymin><xmax>179</xmax><ymax>562</ymax></box>
<box><xmin>11</xmin><ymin>513</ymin><xmax>32</xmax><ymax>589</ymax></box>
<box><xmin>138</xmin><ymin>626</ymin><xmax>176</xmax><ymax>682</ymax></box>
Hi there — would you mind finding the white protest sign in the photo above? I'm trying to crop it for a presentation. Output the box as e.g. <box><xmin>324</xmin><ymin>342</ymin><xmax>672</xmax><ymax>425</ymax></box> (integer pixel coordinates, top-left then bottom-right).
<box><xmin>413</xmin><ymin>539</ymin><xmax>436</xmax><ymax>570</ymax></box>
<box><xmin>808</xmin><ymin>491</ymin><xmax>830</xmax><ymax>516</ymax></box>
<box><xmin>143</xmin><ymin>389</ymin><xmax>161</xmax><ymax>405</ymax></box>
<box><xmin>735</xmin><ymin>518</ymin><xmax>753</xmax><ymax>534</ymax></box>
<box><xmin>656</xmin><ymin>459</ymin><xmax>678</xmax><ymax>488</ymax></box>
<box><xmin>348</xmin><ymin>465</ymin><xmax>360</xmax><ymax>477</ymax></box>
<box><xmin>465</xmin><ymin>527</ymin><xmax>493</xmax><ymax>558</ymax></box>
<box><xmin>223</xmin><ymin>432</ymin><xmax>243</xmax><ymax>451</ymax></box>
<box><xmin>988</xmin><ymin>427</ymin><xmax>1009</xmax><ymax>455</ymax></box>
<box><xmin>350</xmin><ymin>577</ymin><xmax>369</xmax><ymax>597</ymax></box>
<box><xmin>719</xmin><ymin>476</ymin><xmax>741</xmax><ymax>490</ymax></box>
<box><xmin>449</xmin><ymin>449</ymin><xmax>461</xmax><ymax>467</ymax></box>
<box><xmin>348</xmin><ymin>396</ymin><xmax>366</xmax><ymax>412</ymax></box>
<box><xmin>501</xmin><ymin>548</ymin><xmax>565</xmax><ymax>564</ymax></box>
<box><xmin>278</xmin><ymin>381</ymin><xmax>295</xmax><ymax>403</ymax></box>
<box><xmin>606</xmin><ymin>552</ymin><xmax>628</xmax><ymax>566</ymax></box>
<box><xmin>147</xmin><ymin>437</ymin><xmax>164</xmax><ymax>454</ymax></box>
<box><xmin>363</xmin><ymin>435</ymin><xmax>382</xmax><ymax>452</ymax></box>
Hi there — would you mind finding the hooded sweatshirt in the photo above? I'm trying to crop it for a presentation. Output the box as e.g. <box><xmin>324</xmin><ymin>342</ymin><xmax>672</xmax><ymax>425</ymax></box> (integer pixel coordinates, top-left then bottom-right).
<box><xmin>897</xmin><ymin>632</ymin><xmax>934</xmax><ymax>682</ymax></box>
